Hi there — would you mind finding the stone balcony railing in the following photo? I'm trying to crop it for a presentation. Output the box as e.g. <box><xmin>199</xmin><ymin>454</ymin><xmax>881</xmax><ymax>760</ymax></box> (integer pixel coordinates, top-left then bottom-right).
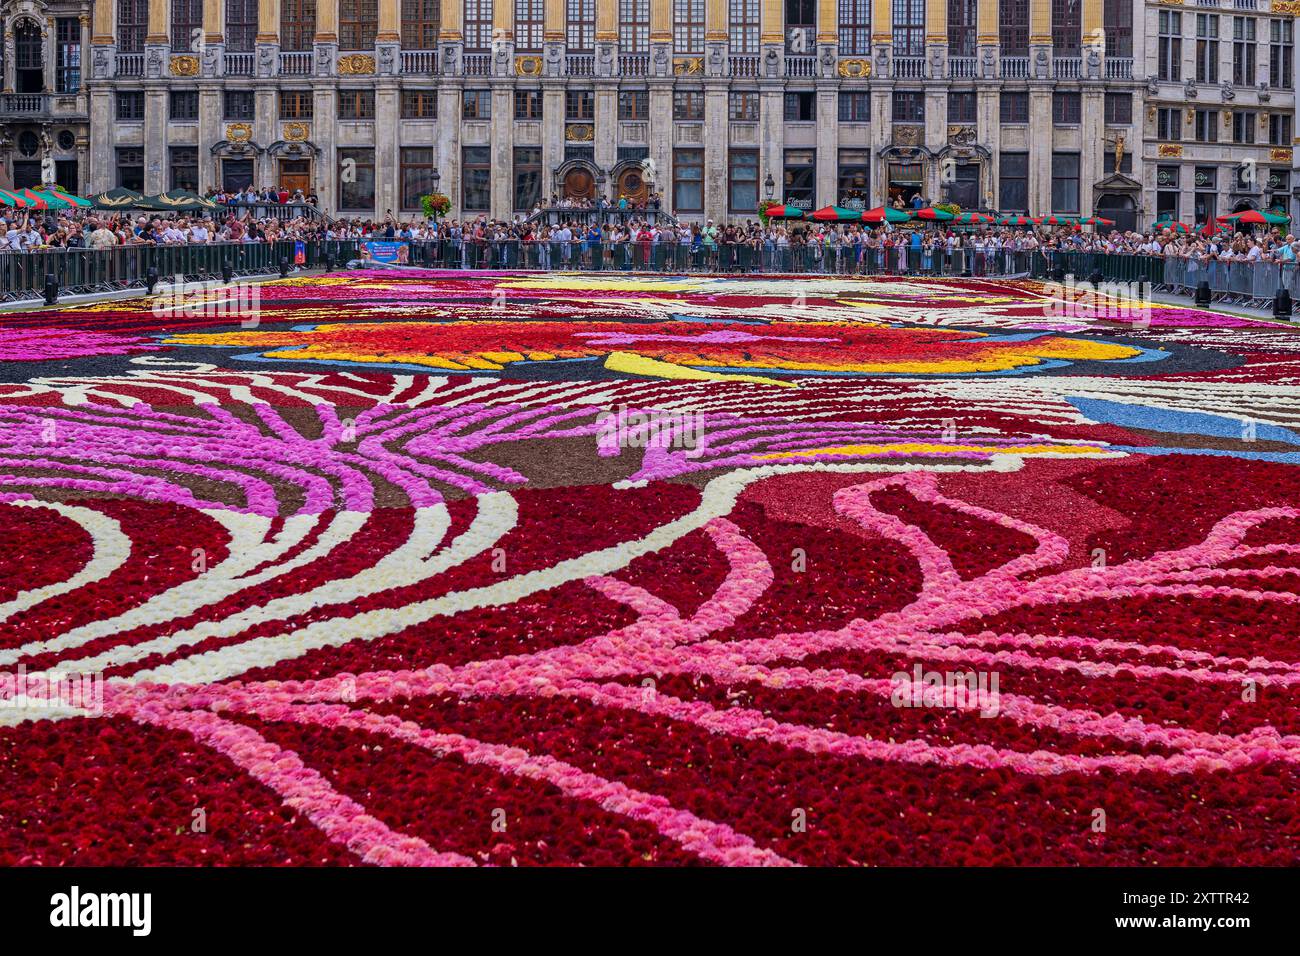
<box><xmin>279</xmin><ymin>51</ymin><xmax>313</xmax><ymax>75</ymax></box>
<box><xmin>785</xmin><ymin>55</ymin><xmax>816</xmax><ymax>78</ymax></box>
<box><xmin>0</xmin><ymin>93</ymin><xmax>50</xmax><ymax>115</ymax></box>
<box><xmin>463</xmin><ymin>53</ymin><xmax>491</xmax><ymax>76</ymax></box>
<box><xmin>892</xmin><ymin>57</ymin><xmax>926</xmax><ymax>79</ymax></box>
<box><xmin>401</xmin><ymin>49</ymin><xmax>438</xmax><ymax>74</ymax></box>
<box><xmin>116</xmin><ymin>53</ymin><xmax>144</xmax><ymax>77</ymax></box>
<box><xmin>1001</xmin><ymin>56</ymin><xmax>1029</xmax><ymax>79</ymax></box>
<box><xmin>565</xmin><ymin>54</ymin><xmax>595</xmax><ymax>76</ymax></box>
<box><xmin>224</xmin><ymin>52</ymin><xmax>254</xmax><ymax>76</ymax></box>
<box><xmin>948</xmin><ymin>56</ymin><xmax>977</xmax><ymax>79</ymax></box>
<box><xmin>728</xmin><ymin>55</ymin><xmax>759</xmax><ymax>77</ymax></box>
<box><xmin>1053</xmin><ymin>56</ymin><xmax>1082</xmax><ymax>79</ymax></box>
<box><xmin>619</xmin><ymin>54</ymin><xmax>649</xmax><ymax>76</ymax></box>
<box><xmin>1105</xmin><ymin>57</ymin><xmax>1134</xmax><ymax>80</ymax></box>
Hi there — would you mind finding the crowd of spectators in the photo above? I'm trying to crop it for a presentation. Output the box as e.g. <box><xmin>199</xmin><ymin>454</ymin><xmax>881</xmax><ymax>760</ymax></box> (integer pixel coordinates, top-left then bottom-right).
<box><xmin>3</xmin><ymin>204</ymin><xmax>1299</xmax><ymax>269</ymax></box>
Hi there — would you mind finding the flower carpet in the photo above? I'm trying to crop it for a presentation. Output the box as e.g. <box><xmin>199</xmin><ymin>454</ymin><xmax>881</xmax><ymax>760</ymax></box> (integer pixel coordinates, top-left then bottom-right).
<box><xmin>1</xmin><ymin>270</ymin><xmax>1299</xmax><ymax>866</ymax></box>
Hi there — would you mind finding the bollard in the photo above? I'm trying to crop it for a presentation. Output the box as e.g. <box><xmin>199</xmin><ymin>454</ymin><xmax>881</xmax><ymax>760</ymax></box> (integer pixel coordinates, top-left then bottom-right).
<box><xmin>221</xmin><ymin>259</ymin><xmax>233</xmax><ymax>283</ymax></box>
<box><xmin>1194</xmin><ymin>281</ymin><xmax>1212</xmax><ymax>306</ymax></box>
<box><xmin>1088</xmin><ymin>270</ymin><xmax>1104</xmax><ymax>286</ymax></box>
<box><xmin>1051</xmin><ymin>267</ymin><xmax>1066</xmax><ymax>282</ymax></box>
<box><xmin>145</xmin><ymin>267</ymin><xmax>158</xmax><ymax>294</ymax></box>
<box><xmin>1274</xmin><ymin>288</ymin><xmax>1293</xmax><ymax>319</ymax></box>
<box><xmin>279</xmin><ymin>256</ymin><xmax>289</xmax><ymax>278</ymax></box>
<box><xmin>323</xmin><ymin>251</ymin><xmax>335</xmax><ymax>272</ymax></box>
<box><xmin>43</xmin><ymin>272</ymin><xmax>58</xmax><ymax>306</ymax></box>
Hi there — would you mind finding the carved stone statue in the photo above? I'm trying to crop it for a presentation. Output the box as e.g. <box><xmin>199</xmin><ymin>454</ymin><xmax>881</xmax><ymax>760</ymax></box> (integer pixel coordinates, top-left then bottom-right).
<box><xmin>1221</xmin><ymin>79</ymin><xmax>1236</xmax><ymax>101</ymax></box>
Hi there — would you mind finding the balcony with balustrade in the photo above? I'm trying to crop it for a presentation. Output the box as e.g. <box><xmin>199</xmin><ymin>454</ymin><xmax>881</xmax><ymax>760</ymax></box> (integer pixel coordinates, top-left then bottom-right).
<box><xmin>892</xmin><ymin>57</ymin><xmax>925</xmax><ymax>79</ymax></box>
<box><xmin>463</xmin><ymin>53</ymin><xmax>491</xmax><ymax>76</ymax></box>
<box><xmin>1053</xmin><ymin>56</ymin><xmax>1081</xmax><ymax>79</ymax></box>
<box><xmin>401</xmin><ymin>50</ymin><xmax>438</xmax><ymax>74</ymax></box>
<box><xmin>1000</xmin><ymin>57</ymin><xmax>1029</xmax><ymax>79</ymax></box>
<box><xmin>565</xmin><ymin>54</ymin><xmax>594</xmax><ymax>77</ymax></box>
<box><xmin>785</xmin><ymin>55</ymin><xmax>816</xmax><ymax>78</ymax></box>
<box><xmin>1105</xmin><ymin>58</ymin><xmax>1133</xmax><ymax>80</ymax></box>
<box><xmin>279</xmin><ymin>51</ymin><xmax>313</xmax><ymax>75</ymax></box>
<box><xmin>728</xmin><ymin>56</ymin><xmax>759</xmax><ymax>78</ymax></box>
<box><xmin>948</xmin><ymin>57</ymin><xmax>977</xmax><ymax>79</ymax></box>
<box><xmin>116</xmin><ymin>53</ymin><xmax>144</xmax><ymax>77</ymax></box>
<box><xmin>619</xmin><ymin>54</ymin><xmax>648</xmax><ymax>77</ymax></box>
<box><xmin>224</xmin><ymin>52</ymin><xmax>254</xmax><ymax>76</ymax></box>
<box><xmin>0</xmin><ymin>93</ymin><xmax>50</xmax><ymax>117</ymax></box>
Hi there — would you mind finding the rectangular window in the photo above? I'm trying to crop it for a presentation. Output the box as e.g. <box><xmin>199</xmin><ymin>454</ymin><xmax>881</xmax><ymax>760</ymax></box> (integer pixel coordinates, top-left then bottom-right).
<box><xmin>1052</xmin><ymin>92</ymin><xmax>1081</xmax><ymax>125</ymax></box>
<box><xmin>515</xmin><ymin>89</ymin><xmax>543</xmax><ymax>119</ymax></box>
<box><xmin>674</xmin><ymin>90</ymin><xmax>705</xmax><ymax>120</ymax></box>
<box><xmin>619</xmin><ymin>90</ymin><xmax>649</xmax><ymax>119</ymax></box>
<box><xmin>838</xmin><ymin>91</ymin><xmax>870</xmax><ymax>122</ymax></box>
<box><xmin>1052</xmin><ymin>0</ymin><xmax>1081</xmax><ymax>55</ymax></box>
<box><xmin>1270</xmin><ymin>19</ymin><xmax>1294</xmax><ymax>89</ymax></box>
<box><xmin>619</xmin><ymin>0</ymin><xmax>650</xmax><ymax>54</ymax></box>
<box><xmin>893</xmin><ymin>90</ymin><xmax>925</xmax><ymax>123</ymax></box>
<box><xmin>116</xmin><ymin>91</ymin><xmax>144</xmax><ymax>121</ymax></box>
<box><xmin>339</xmin><ymin>0</ymin><xmax>378</xmax><ymax>50</ymax></box>
<box><xmin>784</xmin><ymin>91</ymin><xmax>816</xmax><ymax>122</ymax></box>
<box><xmin>1158</xmin><ymin>10</ymin><xmax>1182</xmax><ymax>82</ymax></box>
<box><xmin>117</xmin><ymin>0</ymin><xmax>147</xmax><ymax>53</ymax></box>
<box><xmin>279</xmin><ymin>90</ymin><xmax>314</xmax><ymax>119</ymax></box>
<box><xmin>1271</xmin><ymin>113</ymin><xmax>1293</xmax><ymax>146</ymax></box>
<box><xmin>515</xmin><ymin>0</ymin><xmax>544</xmax><ymax>52</ymax></box>
<box><xmin>1233</xmin><ymin>17</ymin><xmax>1257</xmax><ymax>87</ymax></box>
<box><xmin>566</xmin><ymin>89</ymin><xmax>595</xmax><ymax>120</ymax></box>
<box><xmin>1051</xmin><ymin>152</ymin><xmax>1080</xmax><ymax>213</ymax></box>
<box><xmin>893</xmin><ymin>0</ymin><xmax>925</xmax><ymax>58</ymax></box>
<box><xmin>1104</xmin><ymin>92</ymin><xmax>1132</xmax><ymax>125</ymax></box>
<box><xmin>728</xmin><ymin>148</ymin><xmax>759</xmax><ymax>213</ymax></box>
<box><xmin>338</xmin><ymin>89</ymin><xmax>375</xmax><ymax>119</ymax></box>
<box><xmin>673</xmin><ymin>148</ymin><xmax>704</xmax><ymax>212</ymax></box>
<box><xmin>280</xmin><ymin>0</ymin><xmax>317</xmax><ymax>52</ymax></box>
<box><xmin>225</xmin><ymin>0</ymin><xmax>258</xmax><ymax>52</ymax></box>
<box><xmin>1104</xmin><ymin>0</ymin><xmax>1133</xmax><ymax>59</ymax></box>
<box><xmin>338</xmin><ymin>147</ymin><xmax>376</xmax><ymax>211</ymax></box>
<box><xmin>1196</xmin><ymin>14</ymin><xmax>1220</xmax><ymax>84</ymax></box>
<box><xmin>948</xmin><ymin>91</ymin><xmax>977</xmax><ymax>124</ymax></box>
<box><xmin>1232</xmin><ymin>110</ymin><xmax>1257</xmax><ymax>144</ymax></box>
<box><xmin>838</xmin><ymin>148</ymin><xmax>870</xmax><ymax>208</ymax></box>
<box><xmin>402</xmin><ymin>0</ymin><xmax>440</xmax><ymax>50</ymax></box>
<box><xmin>1000</xmin><ymin>91</ymin><xmax>1029</xmax><ymax>124</ymax></box>
<box><xmin>225</xmin><ymin>90</ymin><xmax>255</xmax><ymax>120</ymax></box>
<box><xmin>171</xmin><ymin>0</ymin><xmax>204</xmax><ymax>51</ymax></box>
<box><xmin>463</xmin><ymin>89</ymin><xmax>492</xmax><ymax>119</ymax></box>
<box><xmin>116</xmin><ymin>147</ymin><xmax>144</xmax><ymax>190</ymax></box>
<box><xmin>730</xmin><ymin>0</ymin><xmax>760</xmax><ymax>55</ymax></box>
<box><xmin>56</xmin><ymin>18</ymin><xmax>81</xmax><ymax>93</ymax></box>
<box><xmin>402</xmin><ymin>90</ymin><xmax>438</xmax><ymax>118</ymax></box>
<box><xmin>999</xmin><ymin>152</ymin><xmax>1029</xmax><ymax>213</ymax></box>
<box><xmin>838</xmin><ymin>0</ymin><xmax>870</xmax><ymax>56</ymax></box>
<box><xmin>1194</xmin><ymin>108</ymin><xmax>1219</xmax><ymax>142</ymax></box>
<box><xmin>169</xmin><ymin>146</ymin><xmax>198</xmax><ymax>191</ymax></box>
<box><xmin>673</xmin><ymin>0</ymin><xmax>705</xmax><ymax>54</ymax></box>
<box><xmin>1157</xmin><ymin>107</ymin><xmax>1182</xmax><ymax>141</ymax></box>
<box><xmin>169</xmin><ymin>90</ymin><xmax>199</xmax><ymax>121</ymax></box>
<box><xmin>1000</xmin><ymin>0</ymin><xmax>1029</xmax><ymax>56</ymax></box>
<box><xmin>566</xmin><ymin>0</ymin><xmax>596</xmax><ymax>51</ymax></box>
<box><xmin>786</xmin><ymin>0</ymin><xmax>815</xmax><ymax>55</ymax></box>
<box><xmin>400</xmin><ymin>146</ymin><xmax>437</xmax><ymax>210</ymax></box>
<box><xmin>730</xmin><ymin>91</ymin><xmax>759</xmax><ymax>121</ymax></box>
<box><xmin>465</xmin><ymin>0</ymin><xmax>493</xmax><ymax>51</ymax></box>
<box><xmin>514</xmin><ymin>146</ymin><xmax>542</xmax><ymax>211</ymax></box>
<box><xmin>462</xmin><ymin>145</ymin><xmax>492</xmax><ymax>211</ymax></box>
<box><xmin>948</xmin><ymin>0</ymin><xmax>977</xmax><ymax>57</ymax></box>
<box><xmin>783</xmin><ymin>147</ymin><xmax>816</xmax><ymax>209</ymax></box>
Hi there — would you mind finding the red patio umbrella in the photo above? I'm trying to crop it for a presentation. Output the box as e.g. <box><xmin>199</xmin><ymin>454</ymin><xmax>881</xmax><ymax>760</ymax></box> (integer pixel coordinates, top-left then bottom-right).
<box><xmin>1034</xmin><ymin>215</ymin><xmax>1079</xmax><ymax>226</ymax></box>
<box><xmin>0</xmin><ymin>188</ymin><xmax>30</xmax><ymax>208</ymax></box>
<box><xmin>17</xmin><ymin>188</ymin><xmax>49</xmax><ymax>209</ymax></box>
<box><xmin>862</xmin><ymin>206</ymin><xmax>912</xmax><ymax>224</ymax></box>
<box><xmin>811</xmin><ymin>205</ymin><xmax>863</xmax><ymax>222</ymax></box>
<box><xmin>763</xmin><ymin>204</ymin><xmax>805</xmax><ymax>220</ymax></box>
<box><xmin>911</xmin><ymin>207</ymin><xmax>955</xmax><ymax>221</ymax></box>
<box><xmin>997</xmin><ymin>215</ymin><xmax>1033</xmax><ymax>226</ymax></box>
<box><xmin>1077</xmin><ymin>216</ymin><xmax>1116</xmax><ymax>227</ymax></box>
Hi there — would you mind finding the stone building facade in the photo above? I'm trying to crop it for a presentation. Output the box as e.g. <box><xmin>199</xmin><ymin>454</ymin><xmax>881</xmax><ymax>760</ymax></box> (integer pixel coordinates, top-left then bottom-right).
<box><xmin>76</xmin><ymin>1</ymin><xmax>1296</xmax><ymax>229</ymax></box>
<box><xmin>0</xmin><ymin>0</ymin><xmax>92</xmax><ymax>193</ymax></box>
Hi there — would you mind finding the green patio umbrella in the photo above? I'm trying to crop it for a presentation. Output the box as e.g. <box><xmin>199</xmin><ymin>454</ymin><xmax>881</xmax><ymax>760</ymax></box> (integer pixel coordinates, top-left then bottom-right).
<box><xmin>763</xmin><ymin>204</ymin><xmax>805</xmax><ymax>219</ymax></box>
<box><xmin>811</xmin><ymin>205</ymin><xmax>862</xmax><ymax>222</ymax></box>
<box><xmin>1033</xmin><ymin>215</ymin><xmax>1080</xmax><ymax>226</ymax></box>
<box><xmin>997</xmin><ymin>215</ymin><xmax>1034</xmax><ymax>226</ymax></box>
<box><xmin>862</xmin><ymin>206</ymin><xmax>912</xmax><ymax>224</ymax></box>
<box><xmin>0</xmin><ymin>188</ymin><xmax>31</xmax><ymax>208</ymax></box>
<box><xmin>1219</xmin><ymin>209</ymin><xmax>1289</xmax><ymax>226</ymax></box>
<box><xmin>22</xmin><ymin>188</ymin><xmax>71</xmax><ymax>210</ymax></box>
<box><xmin>142</xmin><ymin>189</ymin><xmax>219</xmax><ymax>212</ymax></box>
<box><xmin>911</xmin><ymin>207</ymin><xmax>955</xmax><ymax>221</ymax></box>
<box><xmin>956</xmin><ymin>212</ymin><xmax>996</xmax><ymax>225</ymax></box>
<box><xmin>91</xmin><ymin>187</ymin><xmax>148</xmax><ymax>210</ymax></box>
<box><xmin>49</xmin><ymin>185</ymin><xmax>93</xmax><ymax>207</ymax></box>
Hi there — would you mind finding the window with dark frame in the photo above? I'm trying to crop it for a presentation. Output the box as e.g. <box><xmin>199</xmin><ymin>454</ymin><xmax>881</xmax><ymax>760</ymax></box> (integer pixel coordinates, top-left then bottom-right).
<box><xmin>171</xmin><ymin>0</ymin><xmax>204</xmax><ymax>52</ymax></box>
<box><xmin>1104</xmin><ymin>92</ymin><xmax>1131</xmax><ymax>125</ymax></box>
<box><xmin>279</xmin><ymin>90</ymin><xmax>314</xmax><ymax>119</ymax></box>
<box><xmin>514</xmin><ymin>146</ymin><xmax>542</xmax><ymax>210</ymax></box>
<box><xmin>948</xmin><ymin>0</ymin><xmax>977</xmax><ymax>57</ymax></box>
<box><xmin>673</xmin><ymin>148</ymin><xmax>704</xmax><ymax>212</ymax></box>
<box><xmin>674</xmin><ymin>90</ymin><xmax>705</xmax><ymax>120</ymax></box>
<box><xmin>339</xmin><ymin>0</ymin><xmax>378</xmax><ymax>50</ymax></box>
<box><xmin>402</xmin><ymin>90</ymin><xmax>438</xmax><ymax>118</ymax></box>
<box><xmin>170</xmin><ymin>90</ymin><xmax>199</xmax><ymax>121</ymax></box>
<box><xmin>1000</xmin><ymin>0</ymin><xmax>1029</xmax><ymax>56</ymax></box>
<box><xmin>116</xmin><ymin>91</ymin><xmax>145</xmax><ymax>121</ymax></box>
<box><xmin>567</xmin><ymin>0</ymin><xmax>596</xmax><ymax>51</ymax></box>
<box><xmin>784</xmin><ymin>91</ymin><xmax>816</xmax><ymax>121</ymax></box>
<box><xmin>999</xmin><ymin>152</ymin><xmax>1029</xmax><ymax>212</ymax></box>
<box><xmin>515</xmin><ymin>88</ymin><xmax>543</xmax><ymax>119</ymax></box>
<box><xmin>515</xmin><ymin>0</ymin><xmax>544</xmax><ymax>52</ymax></box>
<box><xmin>1052</xmin><ymin>0</ymin><xmax>1082</xmax><ymax>55</ymax></box>
<box><xmin>117</xmin><ymin>0</ymin><xmax>147</xmax><ymax>54</ymax></box>
<box><xmin>619</xmin><ymin>0</ymin><xmax>650</xmax><ymax>54</ymax></box>
<box><xmin>893</xmin><ymin>90</ymin><xmax>925</xmax><ymax>123</ymax></box>
<box><xmin>225</xmin><ymin>89</ymin><xmax>255</xmax><ymax>120</ymax></box>
<box><xmin>400</xmin><ymin>146</ymin><xmax>437</xmax><ymax>210</ymax></box>
<box><xmin>225</xmin><ymin>0</ymin><xmax>258</xmax><ymax>52</ymax></box>
<box><xmin>1000</xmin><ymin>91</ymin><xmax>1029</xmax><ymax>124</ymax></box>
<box><xmin>948</xmin><ymin>91</ymin><xmax>977</xmax><ymax>124</ymax></box>
<box><xmin>170</xmin><ymin>146</ymin><xmax>199</xmax><ymax>191</ymax></box>
<box><xmin>893</xmin><ymin>0</ymin><xmax>925</xmax><ymax>57</ymax></box>
<box><xmin>117</xmin><ymin>146</ymin><xmax>145</xmax><ymax>190</ymax></box>
<box><xmin>838</xmin><ymin>0</ymin><xmax>870</xmax><ymax>56</ymax></box>
<box><xmin>838</xmin><ymin>91</ymin><xmax>870</xmax><ymax>122</ymax></box>
<box><xmin>619</xmin><ymin>90</ymin><xmax>649</xmax><ymax>119</ymax></box>
<box><xmin>280</xmin><ymin>0</ymin><xmax>317</xmax><ymax>53</ymax></box>
<box><xmin>1052</xmin><ymin>92</ymin><xmax>1081</xmax><ymax>125</ymax></box>
<box><xmin>728</xmin><ymin>148</ymin><xmax>759</xmax><ymax>213</ymax></box>
<box><xmin>729</xmin><ymin>90</ymin><xmax>759</xmax><ymax>121</ymax></box>
<box><xmin>337</xmin><ymin>147</ymin><xmax>376</xmax><ymax>211</ymax></box>
<box><xmin>463</xmin><ymin>89</ymin><xmax>492</xmax><ymax>119</ymax></box>
<box><xmin>462</xmin><ymin>145</ymin><xmax>491</xmax><ymax>210</ymax></box>
<box><xmin>402</xmin><ymin>0</ymin><xmax>440</xmax><ymax>49</ymax></box>
<box><xmin>338</xmin><ymin>89</ymin><xmax>376</xmax><ymax>120</ymax></box>
<box><xmin>56</xmin><ymin>18</ymin><xmax>82</xmax><ymax>93</ymax></box>
<box><xmin>567</xmin><ymin>89</ymin><xmax>595</xmax><ymax>120</ymax></box>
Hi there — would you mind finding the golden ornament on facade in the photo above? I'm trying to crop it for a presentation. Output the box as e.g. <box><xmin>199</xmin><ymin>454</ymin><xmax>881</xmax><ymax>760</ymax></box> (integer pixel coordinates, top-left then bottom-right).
<box><xmin>337</xmin><ymin>54</ymin><xmax>376</xmax><ymax>75</ymax></box>
<box><xmin>226</xmin><ymin>123</ymin><xmax>253</xmax><ymax>143</ymax></box>
<box><xmin>1157</xmin><ymin>143</ymin><xmax>1183</xmax><ymax>158</ymax></box>
<box><xmin>672</xmin><ymin>57</ymin><xmax>704</xmax><ymax>75</ymax></box>
<box><xmin>1271</xmin><ymin>147</ymin><xmax>1294</xmax><ymax>163</ymax></box>
<box><xmin>837</xmin><ymin>59</ymin><xmax>871</xmax><ymax>78</ymax></box>
<box><xmin>283</xmin><ymin>122</ymin><xmax>310</xmax><ymax>142</ymax></box>
<box><xmin>169</xmin><ymin>55</ymin><xmax>200</xmax><ymax>77</ymax></box>
<box><xmin>565</xmin><ymin>123</ymin><xmax>595</xmax><ymax>142</ymax></box>
<box><xmin>1272</xmin><ymin>0</ymin><xmax>1300</xmax><ymax>14</ymax></box>
<box><xmin>515</xmin><ymin>55</ymin><xmax>542</xmax><ymax>76</ymax></box>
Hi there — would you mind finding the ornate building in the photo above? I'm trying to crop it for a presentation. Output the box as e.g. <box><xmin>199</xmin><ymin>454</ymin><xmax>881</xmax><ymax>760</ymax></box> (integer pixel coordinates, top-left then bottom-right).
<box><xmin>0</xmin><ymin>0</ymin><xmax>91</xmax><ymax>192</ymax></box>
<box><xmin>78</xmin><ymin>1</ymin><xmax>1295</xmax><ymax>229</ymax></box>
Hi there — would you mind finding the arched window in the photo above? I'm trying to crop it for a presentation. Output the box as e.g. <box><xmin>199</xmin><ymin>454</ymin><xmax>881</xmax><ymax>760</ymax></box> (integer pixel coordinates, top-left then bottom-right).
<box><xmin>226</xmin><ymin>0</ymin><xmax>258</xmax><ymax>52</ymax></box>
<box><xmin>402</xmin><ymin>0</ymin><xmax>440</xmax><ymax>48</ymax></box>
<box><xmin>171</xmin><ymin>0</ymin><xmax>203</xmax><ymax>52</ymax></box>
<box><xmin>567</xmin><ymin>0</ymin><xmax>596</xmax><ymax>52</ymax></box>
<box><xmin>892</xmin><ymin>0</ymin><xmax>924</xmax><ymax>57</ymax></box>
<box><xmin>838</xmin><ymin>0</ymin><xmax>870</xmax><ymax>56</ymax></box>
<box><xmin>948</xmin><ymin>0</ymin><xmax>977</xmax><ymax>57</ymax></box>
<box><xmin>1000</xmin><ymin>0</ymin><xmax>1028</xmax><ymax>56</ymax></box>
<box><xmin>674</xmin><ymin>0</ymin><xmax>704</xmax><ymax>54</ymax></box>
<box><xmin>516</xmin><ymin>0</ymin><xmax>544</xmax><ymax>51</ymax></box>
<box><xmin>464</xmin><ymin>0</ymin><xmax>493</xmax><ymax>51</ymax></box>
<box><xmin>117</xmin><ymin>0</ymin><xmax>148</xmax><ymax>54</ymax></box>
<box><xmin>619</xmin><ymin>0</ymin><xmax>649</xmax><ymax>54</ymax></box>
<box><xmin>340</xmin><ymin>0</ymin><xmax>377</xmax><ymax>50</ymax></box>
<box><xmin>1052</xmin><ymin>0</ymin><xmax>1081</xmax><ymax>55</ymax></box>
<box><xmin>281</xmin><ymin>0</ymin><xmax>317</xmax><ymax>52</ymax></box>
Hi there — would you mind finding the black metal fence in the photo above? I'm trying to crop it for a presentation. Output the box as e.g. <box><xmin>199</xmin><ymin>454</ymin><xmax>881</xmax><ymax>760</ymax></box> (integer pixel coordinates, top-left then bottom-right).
<box><xmin>1</xmin><ymin>239</ymin><xmax>1183</xmax><ymax>303</ymax></box>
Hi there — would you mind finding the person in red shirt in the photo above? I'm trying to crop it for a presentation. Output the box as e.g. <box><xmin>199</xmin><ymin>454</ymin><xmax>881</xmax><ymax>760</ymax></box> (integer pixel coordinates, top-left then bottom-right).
<box><xmin>278</xmin><ymin>188</ymin><xmax>290</xmax><ymax>204</ymax></box>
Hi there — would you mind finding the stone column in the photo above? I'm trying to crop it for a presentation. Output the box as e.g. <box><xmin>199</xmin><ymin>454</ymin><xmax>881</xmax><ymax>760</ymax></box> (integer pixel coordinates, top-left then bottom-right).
<box><xmin>542</xmin><ymin>84</ymin><xmax>565</xmax><ymax>201</ymax></box>
<box><xmin>315</xmin><ymin>0</ymin><xmax>338</xmax><ymax>77</ymax></box>
<box><xmin>438</xmin><ymin>86</ymin><xmax>463</xmax><ymax>214</ymax></box>
<box><xmin>145</xmin><ymin>0</ymin><xmax>169</xmax><ymax>78</ymax></box>
<box><xmin>977</xmin><ymin>0</ymin><xmax>997</xmax><ymax>78</ymax></box>
<box><xmin>1080</xmin><ymin>89</ymin><xmax>1104</xmax><ymax>215</ymax></box>
<box><xmin>89</xmin><ymin>87</ymin><xmax>114</xmax><ymax>190</ymax></box>
<box><xmin>1029</xmin><ymin>88</ymin><xmax>1052</xmax><ymax>213</ymax></box>
<box><xmin>817</xmin><ymin>86</ymin><xmax>837</xmax><ymax>205</ymax></box>
<box><xmin>1082</xmin><ymin>0</ymin><xmax>1102</xmax><ymax>78</ymax></box>
<box><xmin>79</xmin><ymin>12</ymin><xmax>91</xmax><ymax>90</ymax></box>
<box><xmin>377</xmin><ymin>0</ymin><xmax>400</xmax><ymax>75</ymax></box>
<box><xmin>44</xmin><ymin>18</ymin><xmax>58</xmax><ymax>92</ymax></box>
<box><xmin>312</xmin><ymin>86</ymin><xmax>337</xmax><ymax>210</ymax></box>
<box><xmin>704</xmin><ymin>81</ymin><xmax>728</xmax><ymax>217</ymax></box>
<box><xmin>759</xmin><ymin>0</ymin><xmax>782</xmax><ymax>78</ymax></box>
<box><xmin>760</xmin><ymin>87</ymin><xmax>783</xmax><ymax>205</ymax></box>
<box><xmin>872</xmin><ymin>0</ymin><xmax>891</xmax><ymax>76</ymax></box>
<box><xmin>594</xmin><ymin>84</ymin><xmax>617</xmax><ymax>179</ymax></box>
<box><xmin>1029</xmin><ymin>0</ymin><xmax>1050</xmax><ymax>80</ymax></box>
<box><xmin>490</xmin><ymin>82</ymin><xmax>515</xmax><ymax>218</ymax></box>
<box><xmin>257</xmin><ymin>0</ymin><xmax>279</xmax><ymax>77</ymax></box>
<box><xmin>199</xmin><ymin>84</ymin><xmax>222</xmax><ymax>190</ymax></box>
<box><xmin>201</xmin><ymin>0</ymin><xmax>224</xmax><ymax>77</ymax></box>
<box><xmin>706</xmin><ymin>0</ymin><xmax>727</xmax><ymax>77</ymax></box>
<box><xmin>595</xmin><ymin>0</ymin><xmax>617</xmax><ymax>76</ymax></box>
<box><xmin>376</xmin><ymin>82</ymin><xmax>401</xmax><ymax>217</ymax></box>
<box><xmin>144</xmin><ymin>88</ymin><xmax>168</xmax><ymax>192</ymax></box>
<box><xmin>650</xmin><ymin>0</ymin><xmax>671</xmax><ymax>77</ymax></box>
<box><xmin>495</xmin><ymin>0</ymin><xmax>516</xmax><ymax>77</ymax></box>
<box><xmin>439</xmin><ymin>0</ymin><xmax>463</xmax><ymax>77</ymax></box>
<box><xmin>649</xmin><ymin>81</ymin><xmax>673</xmax><ymax>209</ymax></box>
<box><xmin>925</xmin><ymin>0</ymin><xmax>945</xmax><ymax>78</ymax></box>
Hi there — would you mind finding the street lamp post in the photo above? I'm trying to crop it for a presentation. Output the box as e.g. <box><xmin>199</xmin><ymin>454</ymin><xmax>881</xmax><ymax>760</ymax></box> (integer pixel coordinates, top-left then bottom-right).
<box><xmin>764</xmin><ymin>173</ymin><xmax>775</xmax><ymax>202</ymax></box>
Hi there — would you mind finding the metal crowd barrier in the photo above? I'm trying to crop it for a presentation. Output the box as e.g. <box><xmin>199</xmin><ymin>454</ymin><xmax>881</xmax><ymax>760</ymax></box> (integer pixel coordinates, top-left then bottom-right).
<box><xmin>1161</xmin><ymin>254</ymin><xmax>1298</xmax><ymax>307</ymax></box>
<box><xmin>0</xmin><ymin>240</ymin><xmax>361</xmax><ymax>302</ymax></box>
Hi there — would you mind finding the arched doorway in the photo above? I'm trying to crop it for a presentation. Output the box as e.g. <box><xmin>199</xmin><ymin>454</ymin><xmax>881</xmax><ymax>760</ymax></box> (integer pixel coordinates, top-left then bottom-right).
<box><xmin>563</xmin><ymin>167</ymin><xmax>596</xmax><ymax>201</ymax></box>
<box><xmin>615</xmin><ymin>165</ymin><xmax>648</xmax><ymax>205</ymax></box>
<box><xmin>1095</xmin><ymin>193</ymin><xmax>1136</xmax><ymax>233</ymax></box>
